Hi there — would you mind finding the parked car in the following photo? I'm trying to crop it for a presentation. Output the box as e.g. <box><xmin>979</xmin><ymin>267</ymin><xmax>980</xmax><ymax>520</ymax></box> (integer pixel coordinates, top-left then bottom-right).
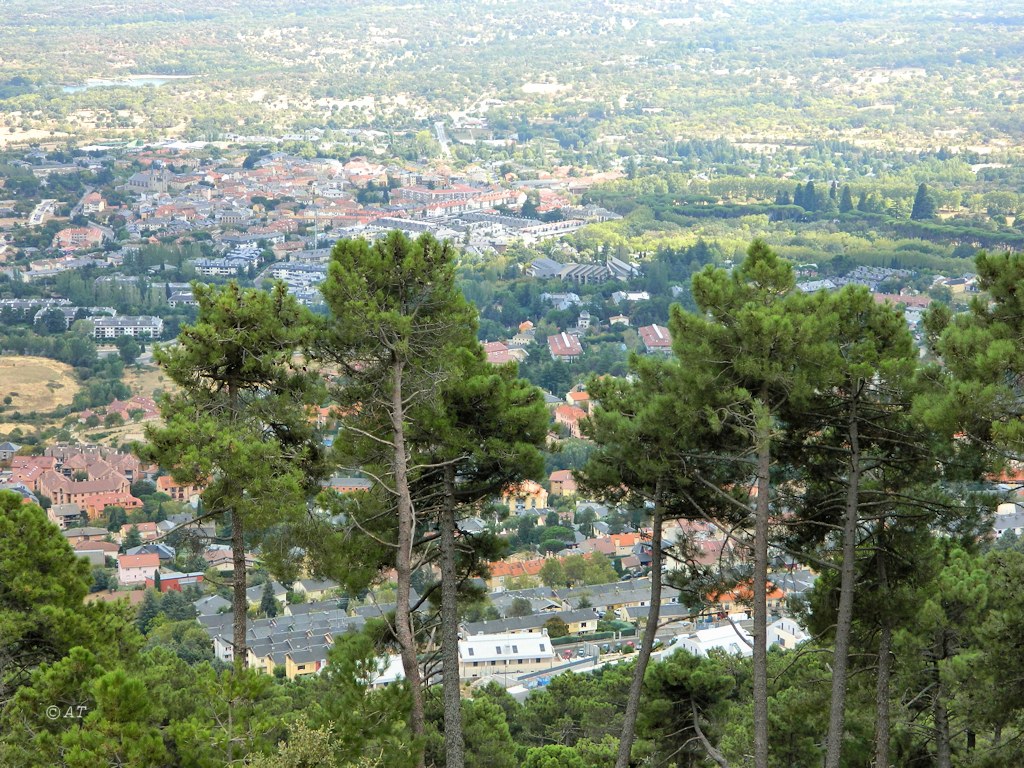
<box><xmin>561</xmin><ymin>649</ymin><xmax>573</xmax><ymax>660</ymax></box>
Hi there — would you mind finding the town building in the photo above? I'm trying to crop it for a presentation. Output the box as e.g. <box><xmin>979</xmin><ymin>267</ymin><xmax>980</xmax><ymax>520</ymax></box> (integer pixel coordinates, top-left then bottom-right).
<box><xmin>117</xmin><ymin>553</ymin><xmax>161</xmax><ymax>586</ymax></box>
<box><xmin>638</xmin><ymin>324</ymin><xmax>672</xmax><ymax>355</ymax></box>
<box><xmin>89</xmin><ymin>315</ymin><xmax>164</xmax><ymax>340</ymax></box>
<box><xmin>500</xmin><ymin>480</ymin><xmax>549</xmax><ymax>515</ymax></box>
<box><xmin>547</xmin><ymin>332</ymin><xmax>583</xmax><ymax>362</ymax></box>
<box><xmin>458</xmin><ymin>630</ymin><xmax>556</xmax><ymax>681</ymax></box>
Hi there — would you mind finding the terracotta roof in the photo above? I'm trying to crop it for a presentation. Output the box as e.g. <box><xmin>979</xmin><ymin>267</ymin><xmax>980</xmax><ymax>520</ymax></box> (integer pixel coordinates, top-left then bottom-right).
<box><xmin>638</xmin><ymin>324</ymin><xmax>672</xmax><ymax>349</ymax></box>
<box><xmin>554</xmin><ymin>404</ymin><xmax>587</xmax><ymax>422</ymax></box>
<box><xmin>118</xmin><ymin>553</ymin><xmax>160</xmax><ymax>568</ymax></box>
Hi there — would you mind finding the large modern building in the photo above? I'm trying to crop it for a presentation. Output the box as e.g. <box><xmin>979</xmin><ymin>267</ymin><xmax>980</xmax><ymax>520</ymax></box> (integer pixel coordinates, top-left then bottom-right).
<box><xmin>89</xmin><ymin>315</ymin><xmax>164</xmax><ymax>340</ymax></box>
<box><xmin>458</xmin><ymin>630</ymin><xmax>556</xmax><ymax>681</ymax></box>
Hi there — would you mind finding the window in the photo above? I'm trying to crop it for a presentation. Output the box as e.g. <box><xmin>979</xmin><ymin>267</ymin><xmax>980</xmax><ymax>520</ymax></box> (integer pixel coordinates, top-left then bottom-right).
<box><xmin>539</xmin><ymin>643</ymin><xmax>546</xmax><ymax>652</ymax></box>
<box><xmin>467</xmin><ymin>648</ymin><xmax>474</xmax><ymax>656</ymax></box>
<box><xmin>495</xmin><ymin>646</ymin><xmax>502</xmax><ymax>654</ymax></box>
<box><xmin>512</xmin><ymin>645</ymin><xmax>518</xmax><ymax>653</ymax></box>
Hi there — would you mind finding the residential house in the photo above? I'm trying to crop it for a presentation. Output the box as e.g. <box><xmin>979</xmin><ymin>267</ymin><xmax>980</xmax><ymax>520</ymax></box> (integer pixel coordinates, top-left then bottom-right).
<box><xmin>146</xmin><ymin>570</ymin><xmax>204</xmax><ymax>592</ymax></box>
<box><xmin>327</xmin><ymin>476</ymin><xmax>372</xmax><ymax>494</ymax></box>
<box><xmin>547</xmin><ymin>332</ymin><xmax>583</xmax><ymax>362</ymax></box>
<box><xmin>47</xmin><ymin>502</ymin><xmax>85</xmax><ymax>529</ymax></box>
<box><xmin>0</xmin><ymin>441</ymin><xmax>20</xmax><ymax>463</ymax></box>
<box><xmin>281</xmin><ymin>646</ymin><xmax>331</xmax><ymax>679</ymax></box>
<box><xmin>75</xmin><ymin>539</ymin><xmax>119</xmax><ymax>558</ymax></box>
<box><xmin>194</xmin><ymin>595</ymin><xmax>231</xmax><ymax>616</ymax></box>
<box><xmin>610</xmin><ymin>291</ymin><xmax>650</xmax><ymax>304</ymax></box>
<box><xmin>483</xmin><ymin>340</ymin><xmax>514</xmax><ymax>365</ymax></box>
<box><xmin>553</xmin><ymin>404</ymin><xmax>587</xmax><ymax>439</ymax></box>
<box><xmin>293</xmin><ymin>578</ymin><xmax>339</xmax><ymax>601</ymax></box>
<box><xmin>458</xmin><ymin>630</ymin><xmax>556</xmax><ymax>681</ymax></box>
<box><xmin>246</xmin><ymin>580</ymin><xmax>288</xmax><ymax>608</ymax></box>
<box><xmin>205</xmin><ymin>547</ymin><xmax>259</xmax><ymax>574</ymax></box>
<box><xmin>540</xmin><ymin>292</ymin><xmax>582</xmax><ymax>311</ymax></box>
<box><xmin>120</xmin><ymin>521</ymin><xmax>160</xmax><ymax>542</ymax></box>
<box><xmin>669</xmin><ymin>623</ymin><xmax>754</xmax><ymax>658</ymax></box>
<box><xmin>155</xmin><ymin>475</ymin><xmax>203</xmax><ymax>502</ymax></box>
<box><xmin>500</xmin><ymin>480</ymin><xmax>548</xmax><ymax>515</ymax></box>
<box><xmin>768</xmin><ymin>617</ymin><xmax>809</xmax><ymax>650</ymax></box>
<box><xmin>549</xmin><ymin>469</ymin><xmax>578</xmax><ymax>497</ymax></box>
<box><xmin>62</xmin><ymin>526</ymin><xmax>113</xmax><ymax>546</ymax></box>
<box><xmin>485</xmin><ymin>557</ymin><xmax>547</xmax><ymax>591</ymax></box>
<box><xmin>707</xmin><ymin>584</ymin><xmax>786</xmax><ymax>617</ymax></box>
<box><xmin>117</xmin><ymin>553</ymin><xmax>160</xmax><ymax>586</ymax></box>
<box><xmin>638</xmin><ymin>324</ymin><xmax>672</xmax><ymax>355</ymax></box>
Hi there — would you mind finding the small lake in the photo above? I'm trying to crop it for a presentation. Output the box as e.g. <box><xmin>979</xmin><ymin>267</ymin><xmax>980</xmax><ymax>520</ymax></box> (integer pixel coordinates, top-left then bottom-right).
<box><xmin>62</xmin><ymin>75</ymin><xmax>192</xmax><ymax>93</ymax></box>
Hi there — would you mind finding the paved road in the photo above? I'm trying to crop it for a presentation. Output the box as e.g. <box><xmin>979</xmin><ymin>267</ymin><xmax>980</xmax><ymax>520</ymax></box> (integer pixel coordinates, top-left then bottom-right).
<box><xmin>69</xmin><ymin>186</ymin><xmax>94</xmax><ymax>218</ymax></box>
<box><xmin>28</xmin><ymin>198</ymin><xmax>57</xmax><ymax>226</ymax></box>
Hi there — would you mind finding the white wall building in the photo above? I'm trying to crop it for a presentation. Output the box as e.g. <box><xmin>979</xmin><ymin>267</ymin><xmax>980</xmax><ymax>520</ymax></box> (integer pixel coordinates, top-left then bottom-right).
<box><xmin>90</xmin><ymin>315</ymin><xmax>163</xmax><ymax>339</ymax></box>
<box><xmin>459</xmin><ymin>630</ymin><xmax>556</xmax><ymax>681</ymax></box>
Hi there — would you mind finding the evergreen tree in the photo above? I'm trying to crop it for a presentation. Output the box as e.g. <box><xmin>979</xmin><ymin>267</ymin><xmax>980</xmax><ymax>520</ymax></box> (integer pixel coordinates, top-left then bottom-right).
<box><xmin>839</xmin><ymin>185</ymin><xmax>854</xmax><ymax>213</ymax></box>
<box><xmin>317</xmin><ymin>231</ymin><xmax>477</xmax><ymax>761</ymax></box>
<box><xmin>857</xmin><ymin>190</ymin><xmax>869</xmax><ymax>212</ymax></box>
<box><xmin>793</xmin><ymin>184</ymin><xmax>804</xmax><ymax>209</ymax></box>
<box><xmin>780</xmin><ymin>285</ymin><xmax>928</xmax><ymax>768</ymax></box>
<box><xmin>910</xmin><ymin>182</ymin><xmax>937</xmax><ymax>220</ymax></box>
<box><xmin>669</xmin><ymin>240</ymin><xmax>830</xmax><ymax>768</ymax></box>
<box><xmin>143</xmin><ymin>282</ymin><xmax>325</xmax><ymax>672</ymax></box>
<box><xmin>804</xmin><ymin>181</ymin><xmax>817</xmax><ymax>212</ymax></box>
<box><xmin>829</xmin><ymin>180</ymin><xmax>838</xmax><ymax>200</ymax></box>
<box><xmin>137</xmin><ymin>589</ymin><xmax>161</xmax><ymax>634</ymax></box>
<box><xmin>409</xmin><ymin>343</ymin><xmax>548</xmax><ymax>768</ymax></box>
<box><xmin>124</xmin><ymin>525</ymin><xmax>143</xmax><ymax>549</ymax></box>
<box><xmin>259</xmin><ymin>580</ymin><xmax>279</xmax><ymax>619</ymax></box>
<box><xmin>0</xmin><ymin>491</ymin><xmax>137</xmax><ymax>706</ymax></box>
<box><xmin>152</xmin><ymin>570</ymin><xmax>162</xmax><ymax>592</ymax></box>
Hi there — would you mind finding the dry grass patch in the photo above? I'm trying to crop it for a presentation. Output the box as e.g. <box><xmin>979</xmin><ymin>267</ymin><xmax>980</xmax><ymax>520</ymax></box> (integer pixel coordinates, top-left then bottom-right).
<box><xmin>123</xmin><ymin>364</ymin><xmax>173</xmax><ymax>400</ymax></box>
<box><xmin>0</xmin><ymin>356</ymin><xmax>79</xmax><ymax>414</ymax></box>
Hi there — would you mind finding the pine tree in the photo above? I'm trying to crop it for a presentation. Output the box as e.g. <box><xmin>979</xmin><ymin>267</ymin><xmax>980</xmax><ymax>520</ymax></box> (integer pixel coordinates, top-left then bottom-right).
<box><xmin>781</xmin><ymin>285</ymin><xmax>927</xmax><ymax>768</ymax></box>
<box><xmin>579</xmin><ymin>353</ymin><xmax>728</xmax><ymax>768</ymax></box>
<box><xmin>137</xmin><ymin>589</ymin><xmax>161</xmax><ymax>634</ymax></box>
<box><xmin>317</xmin><ymin>231</ymin><xmax>477</xmax><ymax>761</ymax></box>
<box><xmin>839</xmin><ymin>185</ymin><xmax>854</xmax><ymax>213</ymax></box>
<box><xmin>259</xmin><ymin>581</ymin><xmax>278</xmax><ymax>619</ymax></box>
<box><xmin>409</xmin><ymin>343</ymin><xmax>548</xmax><ymax>768</ymax></box>
<box><xmin>152</xmin><ymin>570</ymin><xmax>162</xmax><ymax>592</ymax></box>
<box><xmin>911</xmin><ymin>182</ymin><xmax>936</xmax><ymax>220</ymax></box>
<box><xmin>669</xmin><ymin>240</ymin><xmax>830</xmax><ymax>768</ymax></box>
<box><xmin>124</xmin><ymin>525</ymin><xmax>142</xmax><ymax>549</ymax></box>
<box><xmin>143</xmin><ymin>282</ymin><xmax>325</xmax><ymax>672</ymax></box>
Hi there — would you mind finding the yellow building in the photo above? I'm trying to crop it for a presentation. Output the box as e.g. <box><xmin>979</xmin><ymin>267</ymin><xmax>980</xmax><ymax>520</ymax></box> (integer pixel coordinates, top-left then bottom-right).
<box><xmin>500</xmin><ymin>480</ymin><xmax>549</xmax><ymax>514</ymax></box>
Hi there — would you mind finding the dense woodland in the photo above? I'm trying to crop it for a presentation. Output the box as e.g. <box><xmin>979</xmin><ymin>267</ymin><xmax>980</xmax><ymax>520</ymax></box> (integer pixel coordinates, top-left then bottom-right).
<box><xmin>2</xmin><ymin>231</ymin><xmax>1024</xmax><ymax>768</ymax></box>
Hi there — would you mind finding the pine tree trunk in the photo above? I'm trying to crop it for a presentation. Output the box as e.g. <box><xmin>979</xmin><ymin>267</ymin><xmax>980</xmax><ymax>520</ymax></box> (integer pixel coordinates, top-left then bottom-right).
<box><xmin>873</xmin><ymin>623</ymin><xmax>893</xmax><ymax>768</ymax></box>
<box><xmin>615</xmin><ymin>481</ymin><xmax>664</xmax><ymax>768</ymax></box>
<box><xmin>933</xmin><ymin>675</ymin><xmax>953</xmax><ymax>768</ymax></box>
<box><xmin>752</xmin><ymin>406</ymin><xmax>771</xmax><ymax>768</ymax></box>
<box><xmin>390</xmin><ymin>359</ymin><xmax>426</xmax><ymax>763</ymax></box>
<box><xmin>231</xmin><ymin>509</ymin><xmax>247</xmax><ymax>673</ymax></box>
<box><xmin>440</xmin><ymin>464</ymin><xmax>465</xmax><ymax>768</ymax></box>
<box><xmin>825</xmin><ymin>402</ymin><xmax>861</xmax><ymax>768</ymax></box>
<box><xmin>873</xmin><ymin>532</ymin><xmax>893</xmax><ymax>768</ymax></box>
<box><xmin>228</xmin><ymin>381</ymin><xmax>247</xmax><ymax>675</ymax></box>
